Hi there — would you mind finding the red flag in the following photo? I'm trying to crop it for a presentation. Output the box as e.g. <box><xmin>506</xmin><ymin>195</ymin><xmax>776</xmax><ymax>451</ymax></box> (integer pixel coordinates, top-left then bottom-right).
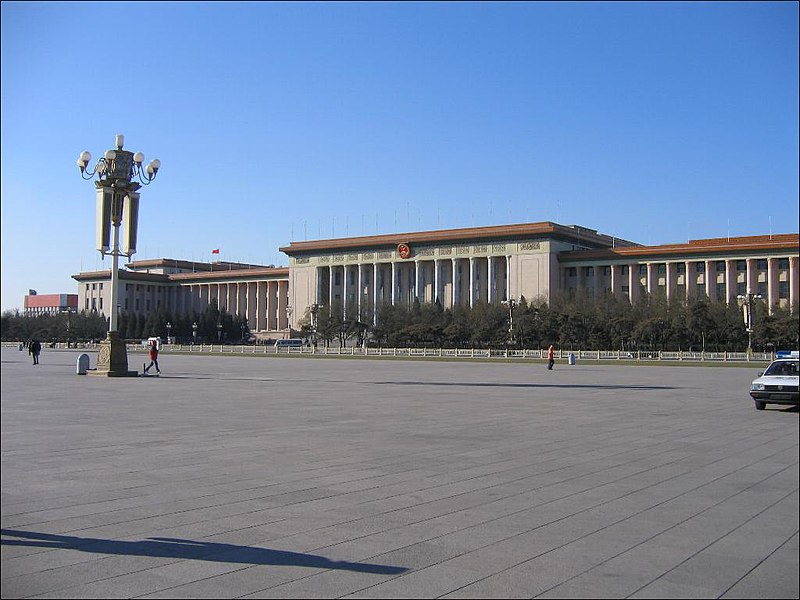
<box><xmin>211</xmin><ymin>248</ymin><xmax>220</xmax><ymax>254</ymax></box>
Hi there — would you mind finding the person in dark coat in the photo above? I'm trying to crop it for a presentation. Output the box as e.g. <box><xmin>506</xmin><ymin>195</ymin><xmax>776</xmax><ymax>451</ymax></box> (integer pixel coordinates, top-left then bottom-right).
<box><xmin>29</xmin><ymin>339</ymin><xmax>42</xmax><ymax>365</ymax></box>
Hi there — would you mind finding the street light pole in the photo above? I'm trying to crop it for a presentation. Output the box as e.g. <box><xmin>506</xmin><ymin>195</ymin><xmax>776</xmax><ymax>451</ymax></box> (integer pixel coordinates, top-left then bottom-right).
<box><xmin>310</xmin><ymin>303</ymin><xmax>321</xmax><ymax>348</ymax></box>
<box><xmin>60</xmin><ymin>309</ymin><xmax>72</xmax><ymax>348</ymax></box>
<box><xmin>166</xmin><ymin>322</ymin><xmax>172</xmax><ymax>345</ymax></box>
<box><xmin>192</xmin><ymin>322</ymin><xmax>198</xmax><ymax>345</ymax></box>
<box><xmin>78</xmin><ymin>134</ymin><xmax>160</xmax><ymax>376</ymax></box>
<box><xmin>502</xmin><ymin>298</ymin><xmax>517</xmax><ymax>345</ymax></box>
<box><xmin>286</xmin><ymin>306</ymin><xmax>293</xmax><ymax>339</ymax></box>
<box><xmin>737</xmin><ymin>292</ymin><xmax>763</xmax><ymax>358</ymax></box>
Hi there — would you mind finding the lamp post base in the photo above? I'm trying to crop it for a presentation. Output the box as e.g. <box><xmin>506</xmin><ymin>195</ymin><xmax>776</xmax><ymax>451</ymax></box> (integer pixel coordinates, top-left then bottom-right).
<box><xmin>88</xmin><ymin>331</ymin><xmax>138</xmax><ymax>377</ymax></box>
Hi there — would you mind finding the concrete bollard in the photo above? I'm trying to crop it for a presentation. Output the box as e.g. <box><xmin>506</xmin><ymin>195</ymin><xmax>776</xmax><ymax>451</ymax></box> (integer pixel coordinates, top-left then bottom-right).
<box><xmin>76</xmin><ymin>353</ymin><xmax>90</xmax><ymax>375</ymax></box>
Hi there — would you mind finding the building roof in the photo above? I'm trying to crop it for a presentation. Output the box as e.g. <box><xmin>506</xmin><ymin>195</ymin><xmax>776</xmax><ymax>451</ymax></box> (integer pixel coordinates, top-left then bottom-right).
<box><xmin>559</xmin><ymin>233</ymin><xmax>799</xmax><ymax>263</ymax></box>
<box><xmin>280</xmin><ymin>221</ymin><xmax>640</xmax><ymax>255</ymax></box>
<box><xmin>126</xmin><ymin>258</ymin><xmax>274</xmax><ymax>272</ymax></box>
<box><xmin>169</xmin><ymin>267</ymin><xmax>289</xmax><ymax>282</ymax></box>
<box><xmin>73</xmin><ymin>267</ymin><xmax>288</xmax><ymax>283</ymax></box>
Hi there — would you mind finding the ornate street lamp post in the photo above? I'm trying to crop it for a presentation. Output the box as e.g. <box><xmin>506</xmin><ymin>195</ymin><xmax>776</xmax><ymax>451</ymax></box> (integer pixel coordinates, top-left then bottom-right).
<box><xmin>60</xmin><ymin>309</ymin><xmax>72</xmax><ymax>348</ymax></box>
<box><xmin>78</xmin><ymin>134</ymin><xmax>160</xmax><ymax>376</ymax></box>
<box><xmin>192</xmin><ymin>321</ymin><xmax>198</xmax><ymax>345</ymax></box>
<box><xmin>502</xmin><ymin>298</ymin><xmax>517</xmax><ymax>345</ymax></box>
<box><xmin>217</xmin><ymin>322</ymin><xmax>223</xmax><ymax>344</ymax></box>
<box><xmin>737</xmin><ymin>292</ymin><xmax>763</xmax><ymax>359</ymax></box>
<box><xmin>166</xmin><ymin>322</ymin><xmax>172</xmax><ymax>345</ymax></box>
<box><xmin>310</xmin><ymin>303</ymin><xmax>321</xmax><ymax>347</ymax></box>
<box><xmin>286</xmin><ymin>305</ymin><xmax>293</xmax><ymax>339</ymax></box>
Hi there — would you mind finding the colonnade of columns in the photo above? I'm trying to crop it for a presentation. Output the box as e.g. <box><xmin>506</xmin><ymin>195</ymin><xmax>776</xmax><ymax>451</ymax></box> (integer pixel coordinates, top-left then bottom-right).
<box><xmin>315</xmin><ymin>256</ymin><xmax>513</xmax><ymax>319</ymax></box>
<box><xmin>174</xmin><ymin>280</ymin><xmax>290</xmax><ymax>332</ymax></box>
<box><xmin>572</xmin><ymin>257</ymin><xmax>798</xmax><ymax>310</ymax></box>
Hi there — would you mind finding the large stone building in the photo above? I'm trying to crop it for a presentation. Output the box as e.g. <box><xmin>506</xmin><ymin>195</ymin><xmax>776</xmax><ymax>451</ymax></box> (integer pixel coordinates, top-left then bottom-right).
<box><xmin>73</xmin><ymin>259</ymin><xmax>291</xmax><ymax>336</ymax></box>
<box><xmin>73</xmin><ymin>221</ymin><xmax>799</xmax><ymax>338</ymax></box>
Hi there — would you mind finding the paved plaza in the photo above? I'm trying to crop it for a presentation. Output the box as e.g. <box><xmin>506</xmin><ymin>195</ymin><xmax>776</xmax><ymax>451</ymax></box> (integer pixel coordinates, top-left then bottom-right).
<box><xmin>1</xmin><ymin>346</ymin><xmax>798</xmax><ymax>599</ymax></box>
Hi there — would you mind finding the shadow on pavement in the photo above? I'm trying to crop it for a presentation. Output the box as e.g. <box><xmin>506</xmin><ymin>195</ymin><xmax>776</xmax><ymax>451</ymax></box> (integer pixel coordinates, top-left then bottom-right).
<box><xmin>372</xmin><ymin>381</ymin><xmax>676</xmax><ymax>390</ymax></box>
<box><xmin>0</xmin><ymin>529</ymin><xmax>408</xmax><ymax>575</ymax></box>
<box><xmin>143</xmin><ymin>374</ymin><xmax>676</xmax><ymax>390</ymax></box>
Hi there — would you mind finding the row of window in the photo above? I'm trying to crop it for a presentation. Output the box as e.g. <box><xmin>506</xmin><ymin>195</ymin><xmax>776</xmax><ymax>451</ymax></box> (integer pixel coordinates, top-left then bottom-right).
<box><xmin>84</xmin><ymin>283</ymin><xmax>170</xmax><ymax>293</ymax></box>
<box><xmin>574</xmin><ymin>280</ymin><xmax>790</xmax><ymax>300</ymax></box>
<box><xmin>84</xmin><ymin>297</ymin><xmax>164</xmax><ymax>312</ymax></box>
<box><xmin>566</xmin><ymin>258</ymin><xmax>792</xmax><ymax>278</ymax></box>
<box><xmin>327</xmin><ymin>265</ymin><xmax>510</xmax><ymax>287</ymax></box>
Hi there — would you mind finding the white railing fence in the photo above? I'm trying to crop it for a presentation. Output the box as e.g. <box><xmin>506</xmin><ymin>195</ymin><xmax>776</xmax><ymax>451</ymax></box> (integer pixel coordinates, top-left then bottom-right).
<box><xmin>3</xmin><ymin>341</ymin><xmax>774</xmax><ymax>363</ymax></box>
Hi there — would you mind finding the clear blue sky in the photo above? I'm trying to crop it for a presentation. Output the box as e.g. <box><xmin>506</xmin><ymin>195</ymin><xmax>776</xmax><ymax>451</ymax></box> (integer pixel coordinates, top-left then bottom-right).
<box><xmin>2</xmin><ymin>1</ymin><xmax>798</xmax><ymax>312</ymax></box>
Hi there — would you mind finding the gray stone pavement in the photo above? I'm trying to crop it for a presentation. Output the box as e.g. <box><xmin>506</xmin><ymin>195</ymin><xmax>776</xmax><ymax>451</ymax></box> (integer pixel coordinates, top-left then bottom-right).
<box><xmin>1</xmin><ymin>346</ymin><xmax>797</xmax><ymax>599</ymax></box>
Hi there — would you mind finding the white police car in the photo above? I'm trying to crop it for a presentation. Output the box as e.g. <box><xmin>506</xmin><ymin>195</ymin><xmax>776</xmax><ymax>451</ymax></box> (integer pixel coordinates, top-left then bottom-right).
<box><xmin>749</xmin><ymin>358</ymin><xmax>799</xmax><ymax>410</ymax></box>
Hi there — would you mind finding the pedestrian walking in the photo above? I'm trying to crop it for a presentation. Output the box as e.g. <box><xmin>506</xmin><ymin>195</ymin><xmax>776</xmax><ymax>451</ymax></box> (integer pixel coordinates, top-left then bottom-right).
<box><xmin>547</xmin><ymin>344</ymin><xmax>555</xmax><ymax>370</ymax></box>
<box><xmin>143</xmin><ymin>340</ymin><xmax>161</xmax><ymax>376</ymax></box>
<box><xmin>29</xmin><ymin>339</ymin><xmax>42</xmax><ymax>365</ymax></box>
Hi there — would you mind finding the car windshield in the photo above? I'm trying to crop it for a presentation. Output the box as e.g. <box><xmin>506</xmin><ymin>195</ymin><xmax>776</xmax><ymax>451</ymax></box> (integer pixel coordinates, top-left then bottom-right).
<box><xmin>763</xmin><ymin>360</ymin><xmax>799</xmax><ymax>376</ymax></box>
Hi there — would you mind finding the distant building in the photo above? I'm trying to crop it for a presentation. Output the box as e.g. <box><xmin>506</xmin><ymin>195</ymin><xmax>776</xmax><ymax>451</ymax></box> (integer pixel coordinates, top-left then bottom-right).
<box><xmin>72</xmin><ymin>221</ymin><xmax>799</xmax><ymax>335</ymax></box>
<box><xmin>281</xmin><ymin>223</ymin><xmax>799</xmax><ymax>321</ymax></box>
<box><xmin>24</xmin><ymin>293</ymin><xmax>79</xmax><ymax>316</ymax></box>
<box><xmin>73</xmin><ymin>259</ymin><xmax>291</xmax><ymax>337</ymax></box>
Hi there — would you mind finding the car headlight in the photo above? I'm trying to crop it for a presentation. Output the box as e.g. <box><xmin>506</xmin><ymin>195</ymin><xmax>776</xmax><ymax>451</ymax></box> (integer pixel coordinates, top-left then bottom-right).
<box><xmin>751</xmin><ymin>383</ymin><xmax>765</xmax><ymax>391</ymax></box>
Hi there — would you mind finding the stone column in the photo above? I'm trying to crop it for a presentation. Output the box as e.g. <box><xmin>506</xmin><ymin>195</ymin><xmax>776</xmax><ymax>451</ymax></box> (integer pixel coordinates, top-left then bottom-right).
<box><xmin>244</xmin><ymin>283</ymin><xmax>251</xmax><ymax>327</ymax></box>
<box><xmin>342</xmin><ymin>265</ymin><xmax>349</xmax><ymax>317</ymax></box>
<box><xmin>767</xmin><ymin>258</ymin><xmax>778</xmax><ymax>312</ymax></box>
<box><xmin>238</xmin><ymin>282</ymin><xmax>247</xmax><ymax>317</ymax></box>
<box><xmin>469</xmin><ymin>257</ymin><xmax>475</xmax><ymax>307</ymax></box>
<box><xmin>257</xmin><ymin>281</ymin><xmax>266</xmax><ymax>331</ymax></box>
<box><xmin>357</xmin><ymin>264</ymin><xmax>363</xmax><ymax>319</ymax></box>
<box><xmin>487</xmin><ymin>257</ymin><xmax>495</xmax><ymax>304</ymax></box>
<box><xmin>610</xmin><ymin>264</ymin><xmax>620</xmax><ymax>297</ymax></box>
<box><xmin>391</xmin><ymin>262</ymin><xmax>397</xmax><ymax>305</ymax></box>
<box><xmin>266</xmin><ymin>281</ymin><xmax>274</xmax><ymax>331</ymax></box>
<box><xmin>329</xmin><ymin>266</ymin><xmax>334</xmax><ymax>308</ymax></box>
<box><xmin>506</xmin><ymin>255</ymin><xmax>511</xmax><ymax>302</ymax></box>
<box><xmin>666</xmin><ymin>262</ymin><xmax>676</xmax><ymax>302</ymax></box>
<box><xmin>628</xmin><ymin>263</ymin><xmax>639</xmax><ymax>304</ymax></box>
<box><xmin>746</xmin><ymin>258</ymin><xmax>758</xmax><ymax>295</ymax></box>
<box><xmin>705</xmin><ymin>260</ymin><xmax>715</xmax><ymax>301</ymax></box>
<box><xmin>646</xmin><ymin>263</ymin><xmax>657</xmax><ymax>296</ymax></box>
<box><xmin>434</xmin><ymin>259</ymin><xmax>441</xmax><ymax>305</ymax></box>
<box><xmin>277</xmin><ymin>280</ymin><xmax>288</xmax><ymax>330</ymax></box>
<box><xmin>452</xmin><ymin>259</ymin><xmax>459</xmax><ymax>306</ymax></box>
<box><xmin>594</xmin><ymin>265</ymin><xmax>602</xmax><ymax>298</ymax></box>
<box><xmin>373</xmin><ymin>262</ymin><xmax>379</xmax><ymax>325</ymax></box>
<box><xmin>685</xmin><ymin>261</ymin><xmax>695</xmax><ymax>300</ymax></box>
<box><xmin>725</xmin><ymin>259</ymin><xmax>736</xmax><ymax>304</ymax></box>
<box><xmin>415</xmin><ymin>261</ymin><xmax>421</xmax><ymax>303</ymax></box>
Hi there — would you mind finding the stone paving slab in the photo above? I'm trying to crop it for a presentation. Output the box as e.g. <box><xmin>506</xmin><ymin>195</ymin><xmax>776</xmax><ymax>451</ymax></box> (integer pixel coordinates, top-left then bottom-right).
<box><xmin>2</xmin><ymin>347</ymin><xmax>797</xmax><ymax>598</ymax></box>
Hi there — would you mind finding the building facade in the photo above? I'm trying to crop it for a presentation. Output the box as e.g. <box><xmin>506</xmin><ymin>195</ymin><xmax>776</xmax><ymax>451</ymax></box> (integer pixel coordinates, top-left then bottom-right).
<box><xmin>72</xmin><ymin>221</ymin><xmax>799</xmax><ymax>336</ymax></box>
<box><xmin>559</xmin><ymin>234</ymin><xmax>799</xmax><ymax>310</ymax></box>
<box><xmin>23</xmin><ymin>293</ymin><xmax>79</xmax><ymax>316</ymax></box>
<box><xmin>73</xmin><ymin>259</ymin><xmax>291</xmax><ymax>336</ymax></box>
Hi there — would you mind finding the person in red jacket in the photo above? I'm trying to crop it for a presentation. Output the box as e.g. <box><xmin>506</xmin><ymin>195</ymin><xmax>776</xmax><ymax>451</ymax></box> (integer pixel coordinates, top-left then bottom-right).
<box><xmin>144</xmin><ymin>340</ymin><xmax>161</xmax><ymax>376</ymax></box>
<box><xmin>547</xmin><ymin>344</ymin><xmax>555</xmax><ymax>370</ymax></box>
